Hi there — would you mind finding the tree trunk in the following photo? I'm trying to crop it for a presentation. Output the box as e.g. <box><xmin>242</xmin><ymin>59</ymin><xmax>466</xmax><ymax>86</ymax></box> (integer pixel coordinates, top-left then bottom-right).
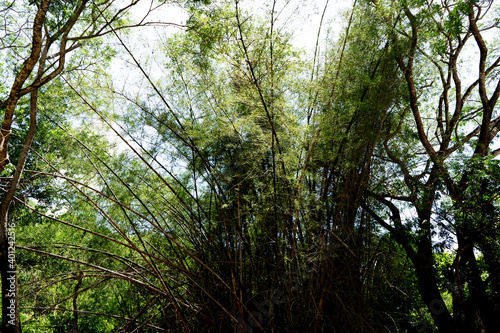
<box><xmin>454</xmin><ymin>237</ymin><xmax>499</xmax><ymax>332</ymax></box>
<box><xmin>410</xmin><ymin>253</ymin><xmax>458</xmax><ymax>332</ymax></box>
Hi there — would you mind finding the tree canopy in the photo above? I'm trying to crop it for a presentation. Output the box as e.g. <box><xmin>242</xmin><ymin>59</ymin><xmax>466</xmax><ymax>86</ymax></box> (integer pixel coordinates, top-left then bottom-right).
<box><xmin>1</xmin><ymin>0</ymin><xmax>499</xmax><ymax>332</ymax></box>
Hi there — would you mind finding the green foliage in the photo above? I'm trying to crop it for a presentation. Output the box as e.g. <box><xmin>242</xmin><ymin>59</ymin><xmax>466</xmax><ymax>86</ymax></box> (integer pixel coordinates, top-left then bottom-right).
<box><xmin>4</xmin><ymin>0</ymin><xmax>499</xmax><ymax>332</ymax></box>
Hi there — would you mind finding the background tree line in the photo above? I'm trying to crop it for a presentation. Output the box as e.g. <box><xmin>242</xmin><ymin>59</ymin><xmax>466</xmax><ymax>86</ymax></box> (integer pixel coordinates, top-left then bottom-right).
<box><xmin>0</xmin><ymin>0</ymin><xmax>499</xmax><ymax>332</ymax></box>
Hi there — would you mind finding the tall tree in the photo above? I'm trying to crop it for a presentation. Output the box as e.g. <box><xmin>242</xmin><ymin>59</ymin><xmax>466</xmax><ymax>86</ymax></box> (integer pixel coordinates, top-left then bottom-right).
<box><xmin>0</xmin><ymin>1</ymin><xmax>152</xmax><ymax>331</ymax></box>
<box><xmin>361</xmin><ymin>0</ymin><xmax>500</xmax><ymax>331</ymax></box>
<box><xmin>6</xmin><ymin>0</ymin><xmax>499</xmax><ymax>331</ymax></box>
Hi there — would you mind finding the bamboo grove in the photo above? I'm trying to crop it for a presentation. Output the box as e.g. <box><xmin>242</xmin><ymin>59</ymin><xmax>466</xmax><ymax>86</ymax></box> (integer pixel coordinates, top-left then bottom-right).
<box><xmin>0</xmin><ymin>0</ymin><xmax>499</xmax><ymax>332</ymax></box>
